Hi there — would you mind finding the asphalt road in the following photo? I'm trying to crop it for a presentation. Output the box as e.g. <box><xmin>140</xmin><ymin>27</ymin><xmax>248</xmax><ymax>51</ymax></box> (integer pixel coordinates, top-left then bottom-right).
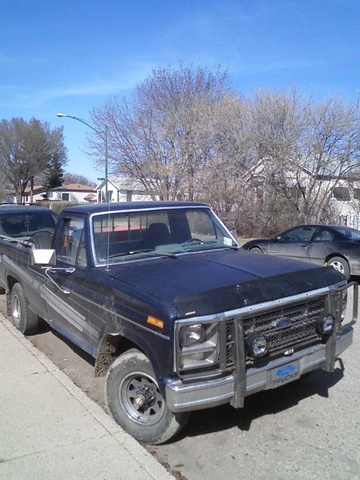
<box><xmin>2</xmin><ymin>284</ymin><xmax>359</xmax><ymax>480</ymax></box>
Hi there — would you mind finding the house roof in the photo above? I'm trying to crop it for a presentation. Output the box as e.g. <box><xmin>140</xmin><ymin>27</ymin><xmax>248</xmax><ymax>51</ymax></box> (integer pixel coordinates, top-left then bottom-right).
<box><xmin>23</xmin><ymin>185</ymin><xmax>47</xmax><ymax>194</ymax></box>
<box><xmin>48</xmin><ymin>184</ymin><xmax>95</xmax><ymax>192</ymax></box>
<box><xmin>96</xmin><ymin>176</ymin><xmax>150</xmax><ymax>193</ymax></box>
<box><xmin>84</xmin><ymin>193</ymin><xmax>97</xmax><ymax>201</ymax></box>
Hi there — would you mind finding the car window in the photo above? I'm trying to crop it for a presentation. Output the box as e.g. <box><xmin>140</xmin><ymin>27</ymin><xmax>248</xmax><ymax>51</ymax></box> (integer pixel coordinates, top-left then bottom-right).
<box><xmin>0</xmin><ymin>211</ymin><xmax>57</xmax><ymax>238</ymax></box>
<box><xmin>332</xmin><ymin>226</ymin><xmax>360</xmax><ymax>240</ymax></box>
<box><xmin>281</xmin><ymin>226</ymin><xmax>317</xmax><ymax>242</ymax></box>
<box><xmin>57</xmin><ymin>216</ymin><xmax>85</xmax><ymax>266</ymax></box>
<box><xmin>313</xmin><ymin>229</ymin><xmax>333</xmax><ymax>242</ymax></box>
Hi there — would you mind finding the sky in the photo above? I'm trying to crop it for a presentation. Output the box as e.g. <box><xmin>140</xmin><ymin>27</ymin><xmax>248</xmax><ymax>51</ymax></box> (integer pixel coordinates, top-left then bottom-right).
<box><xmin>1</xmin><ymin>0</ymin><xmax>360</xmax><ymax>183</ymax></box>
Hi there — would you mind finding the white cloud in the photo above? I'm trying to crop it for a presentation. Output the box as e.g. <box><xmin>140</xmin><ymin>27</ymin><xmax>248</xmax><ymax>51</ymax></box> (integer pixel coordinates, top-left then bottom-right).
<box><xmin>0</xmin><ymin>64</ymin><xmax>152</xmax><ymax>111</ymax></box>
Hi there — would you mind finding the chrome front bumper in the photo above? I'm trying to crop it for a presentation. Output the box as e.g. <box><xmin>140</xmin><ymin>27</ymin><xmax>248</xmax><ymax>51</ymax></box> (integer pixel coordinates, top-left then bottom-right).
<box><xmin>166</xmin><ymin>325</ymin><xmax>354</xmax><ymax>413</ymax></box>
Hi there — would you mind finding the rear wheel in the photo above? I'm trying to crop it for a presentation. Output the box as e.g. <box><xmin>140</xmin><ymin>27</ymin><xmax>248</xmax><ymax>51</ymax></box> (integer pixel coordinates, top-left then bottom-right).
<box><xmin>105</xmin><ymin>349</ymin><xmax>190</xmax><ymax>444</ymax></box>
<box><xmin>327</xmin><ymin>256</ymin><xmax>350</xmax><ymax>280</ymax></box>
<box><xmin>11</xmin><ymin>283</ymin><xmax>39</xmax><ymax>335</ymax></box>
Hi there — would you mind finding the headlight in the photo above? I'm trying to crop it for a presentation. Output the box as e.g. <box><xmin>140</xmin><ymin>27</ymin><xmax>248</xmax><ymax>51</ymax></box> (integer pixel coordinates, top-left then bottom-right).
<box><xmin>316</xmin><ymin>313</ymin><xmax>335</xmax><ymax>335</ymax></box>
<box><xmin>177</xmin><ymin>322</ymin><xmax>219</xmax><ymax>371</ymax></box>
<box><xmin>245</xmin><ymin>333</ymin><xmax>268</xmax><ymax>358</ymax></box>
<box><xmin>180</xmin><ymin>324</ymin><xmax>205</xmax><ymax>347</ymax></box>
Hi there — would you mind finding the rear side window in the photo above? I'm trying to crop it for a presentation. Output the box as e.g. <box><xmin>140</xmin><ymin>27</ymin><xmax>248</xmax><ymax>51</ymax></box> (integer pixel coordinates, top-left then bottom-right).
<box><xmin>313</xmin><ymin>229</ymin><xmax>333</xmax><ymax>241</ymax></box>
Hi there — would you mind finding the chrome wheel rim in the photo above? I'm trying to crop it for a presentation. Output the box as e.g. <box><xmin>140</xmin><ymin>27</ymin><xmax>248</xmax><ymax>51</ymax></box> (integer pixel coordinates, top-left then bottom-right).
<box><xmin>12</xmin><ymin>295</ymin><xmax>21</xmax><ymax>328</ymax></box>
<box><xmin>119</xmin><ymin>371</ymin><xmax>165</xmax><ymax>426</ymax></box>
<box><xmin>330</xmin><ymin>260</ymin><xmax>345</xmax><ymax>275</ymax></box>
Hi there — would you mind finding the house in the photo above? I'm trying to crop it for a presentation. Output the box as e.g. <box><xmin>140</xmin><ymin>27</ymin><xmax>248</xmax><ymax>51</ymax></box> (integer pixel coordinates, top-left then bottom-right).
<box><xmin>95</xmin><ymin>176</ymin><xmax>157</xmax><ymax>203</ymax></box>
<box><xmin>245</xmin><ymin>157</ymin><xmax>360</xmax><ymax>227</ymax></box>
<box><xmin>46</xmin><ymin>184</ymin><xmax>97</xmax><ymax>203</ymax></box>
<box><xmin>21</xmin><ymin>185</ymin><xmax>48</xmax><ymax>203</ymax></box>
<box><xmin>12</xmin><ymin>176</ymin><xmax>156</xmax><ymax>205</ymax></box>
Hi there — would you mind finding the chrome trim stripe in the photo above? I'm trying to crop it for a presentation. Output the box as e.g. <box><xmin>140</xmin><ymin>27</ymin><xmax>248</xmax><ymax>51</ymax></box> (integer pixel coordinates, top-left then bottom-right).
<box><xmin>175</xmin><ymin>284</ymin><xmax>345</xmax><ymax>327</ymax></box>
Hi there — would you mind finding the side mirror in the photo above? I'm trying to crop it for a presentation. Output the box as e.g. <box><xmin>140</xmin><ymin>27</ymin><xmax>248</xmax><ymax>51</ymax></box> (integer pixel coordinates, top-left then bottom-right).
<box><xmin>31</xmin><ymin>249</ymin><xmax>56</xmax><ymax>266</ymax></box>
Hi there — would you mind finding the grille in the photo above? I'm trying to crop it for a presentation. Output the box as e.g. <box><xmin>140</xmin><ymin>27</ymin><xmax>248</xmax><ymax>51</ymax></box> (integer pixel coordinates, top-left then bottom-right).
<box><xmin>224</xmin><ymin>296</ymin><xmax>326</xmax><ymax>368</ymax></box>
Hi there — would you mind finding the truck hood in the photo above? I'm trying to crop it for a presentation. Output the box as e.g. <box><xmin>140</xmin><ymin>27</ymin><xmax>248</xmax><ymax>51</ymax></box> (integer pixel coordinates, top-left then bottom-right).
<box><xmin>102</xmin><ymin>248</ymin><xmax>344</xmax><ymax>317</ymax></box>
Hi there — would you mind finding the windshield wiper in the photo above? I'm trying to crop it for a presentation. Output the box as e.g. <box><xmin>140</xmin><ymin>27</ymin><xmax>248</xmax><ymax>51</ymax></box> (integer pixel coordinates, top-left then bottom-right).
<box><xmin>154</xmin><ymin>251</ymin><xmax>178</xmax><ymax>259</ymax></box>
<box><xmin>107</xmin><ymin>248</ymin><xmax>178</xmax><ymax>259</ymax></box>
<box><xmin>106</xmin><ymin>248</ymin><xmax>153</xmax><ymax>258</ymax></box>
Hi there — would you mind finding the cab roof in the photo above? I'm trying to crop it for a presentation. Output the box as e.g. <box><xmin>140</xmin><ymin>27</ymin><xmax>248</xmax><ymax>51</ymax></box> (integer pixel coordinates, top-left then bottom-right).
<box><xmin>61</xmin><ymin>201</ymin><xmax>209</xmax><ymax>215</ymax></box>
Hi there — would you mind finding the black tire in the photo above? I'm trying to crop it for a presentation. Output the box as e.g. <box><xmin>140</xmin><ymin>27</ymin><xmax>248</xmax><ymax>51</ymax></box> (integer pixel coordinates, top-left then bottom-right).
<box><xmin>105</xmin><ymin>349</ymin><xmax>190</xmax><ymax>444</ymax></box>
<box><xmin>250</xmin><ymin>247</ymin><xmax>263</xmax><ymax>254</ymax></box>
<box><xmin>327</xmin><ymin>256</ymin><xmax>350</xmax><ymax>280</ymax></box>
<box><xmin>10</xmin><ymin>283</ymin><xmax>39</xmax><ymax>335</ymax></box>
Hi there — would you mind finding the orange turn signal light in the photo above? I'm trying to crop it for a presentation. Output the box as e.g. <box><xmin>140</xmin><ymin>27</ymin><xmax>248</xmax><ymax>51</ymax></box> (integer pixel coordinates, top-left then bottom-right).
<box><xmin>147</xmin><ymin>316</ymin><xmax>164</xmax><ymax>329</ymax></box>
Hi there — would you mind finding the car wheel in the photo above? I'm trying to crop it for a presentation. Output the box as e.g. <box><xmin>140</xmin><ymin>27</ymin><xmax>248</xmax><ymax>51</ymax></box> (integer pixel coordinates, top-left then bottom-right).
<box><xmin>250</xmin><ymin>247</ymin><xmax>263</xmax><ymax>254</ymax></box>
<box><xmin>11</xmin><ymin>283</ymin><xmax>39</xmax><ymax>335</ymax></box>
<box><xmin>327</xmin><ymin>256</ymin><xmax>350</xmax><ymax>280</ymax></box>
<box><xmin>105</xmin><ymin>349</ymin><xmax>190</xmax><ymax>444</ymax></box>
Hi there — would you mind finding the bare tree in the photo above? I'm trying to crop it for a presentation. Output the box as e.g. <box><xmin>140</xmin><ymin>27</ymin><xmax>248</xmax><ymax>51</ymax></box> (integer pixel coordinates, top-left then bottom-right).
<box><xmin>63</xmin><ymin>172</ymin><xmax>96</xmax><ymax>186</ymax></box>
<box><xmin>235</xmin><ymin>91</ymin><xmax>360</xmax><ymax>234</ymax></box>
<box><xmin>298</xmin><ymin>97</ymin><xmax>360</xmax><ymax>222</ymax></box>
<box><xmin>198</xmin><ymin>94</ymin><xmax>251</xmax><ymax>223</ymax></box>
<box><xmin>0</xmin><ymin>117</ymin><xmax>68</xmax><ymax>202</ymax></box>
<box><xmin>87</xmin><ymin>65</ymin><xmax>360</xmax><ymax>235</ymax></box>
<box><xmin>89</xmin><ymin>63</ymin><xmax>235</xmax><ymax>200</ymax></box>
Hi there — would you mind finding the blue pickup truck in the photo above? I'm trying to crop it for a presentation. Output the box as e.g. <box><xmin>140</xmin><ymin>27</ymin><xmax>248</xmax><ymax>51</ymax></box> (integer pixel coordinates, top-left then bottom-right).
<box><xmin>0</xmin><ymin>201</ymin><xmax>357</xmax><ymax>444</ymax></box>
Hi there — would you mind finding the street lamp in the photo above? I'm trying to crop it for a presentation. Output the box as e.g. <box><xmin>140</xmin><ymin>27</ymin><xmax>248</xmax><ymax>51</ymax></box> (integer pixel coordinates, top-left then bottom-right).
<box><xmin>56</xmin><ymin>112</ymin><xmax>109</xmax><ymax>203</ymax></box>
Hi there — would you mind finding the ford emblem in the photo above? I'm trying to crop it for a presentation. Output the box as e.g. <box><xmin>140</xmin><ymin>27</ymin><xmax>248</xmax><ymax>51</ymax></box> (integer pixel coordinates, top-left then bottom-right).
<box><xmin>276</xmin><ymin>364</ymin><xmax>295</xmax><ymax>377</ymax></box>
<box><xmin>272</xmin><ymin>317</ymin><xmax>292</xmax><ymax>328</ymax></box>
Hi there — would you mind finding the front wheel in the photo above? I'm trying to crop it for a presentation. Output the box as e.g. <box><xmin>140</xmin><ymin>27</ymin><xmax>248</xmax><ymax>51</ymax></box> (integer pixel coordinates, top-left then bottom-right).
<box><xmin>250</xmin><ymin>247</ymin><xmax>263</xmax><ymax>254</ymax></box>
<box><xmin>326</xmin><ymin>256</ymin><xmax>350</xmax><ymax>280</ymax></box>
<box><xmin>11</xmin><ymin>283</ymin><xmax>39</xmax><ymax>335</ymax></box>
<box><xmin>105</xmin><ymin>349</ymin><xmax>190</xmax><ymax>444</ymax></box>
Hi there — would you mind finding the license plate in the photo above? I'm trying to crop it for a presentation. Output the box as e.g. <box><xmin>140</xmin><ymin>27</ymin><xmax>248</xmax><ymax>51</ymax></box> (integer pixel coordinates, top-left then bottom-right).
<box><xmin>269</xmin><ymin>362</ymin><xmax>300</xmax><ymax>389</ymax></box>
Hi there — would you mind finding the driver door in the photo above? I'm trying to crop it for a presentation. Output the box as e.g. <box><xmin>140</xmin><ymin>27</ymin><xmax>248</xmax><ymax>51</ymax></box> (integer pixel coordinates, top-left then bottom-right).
<box><xmin>269</xmin><ymin>226</ymin><xmax>317</xmax><ymax>262</ymax></box>
<box><xmin>44</xmin><ymin>215</ymin><xmax>93</xmax><ymax>353</ymax></box>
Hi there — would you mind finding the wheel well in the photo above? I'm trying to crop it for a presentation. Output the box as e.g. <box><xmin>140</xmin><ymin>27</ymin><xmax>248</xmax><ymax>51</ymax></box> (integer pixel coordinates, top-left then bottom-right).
<box><xmin>324</xmin><ymin>254</ymin><xmax>348</xmax><ymax>265</ymax></box>
<box><xmin>6</xmin><ymin>275</ymin><xmax>18</xmax><ymax>291</ymax></box>
<box><xmin>94</xmin><ymin>334</ymin><xmax>143</xmax><ymax>377</ymax></box>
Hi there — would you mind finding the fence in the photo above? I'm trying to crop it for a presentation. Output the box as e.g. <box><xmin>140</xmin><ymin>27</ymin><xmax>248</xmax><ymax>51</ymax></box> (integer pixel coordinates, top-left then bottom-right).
<box><xmin>337</xmin><ymin>213</ymin><xmax>360</xmax><ymax>230</ymax></box>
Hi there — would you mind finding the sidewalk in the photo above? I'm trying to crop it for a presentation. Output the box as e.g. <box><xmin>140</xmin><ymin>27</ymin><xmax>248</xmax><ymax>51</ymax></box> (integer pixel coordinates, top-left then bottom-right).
<box><xmin>0</xmin><ymin>316</ymin><xmax>174</xmax><ymax>480</ymax></box>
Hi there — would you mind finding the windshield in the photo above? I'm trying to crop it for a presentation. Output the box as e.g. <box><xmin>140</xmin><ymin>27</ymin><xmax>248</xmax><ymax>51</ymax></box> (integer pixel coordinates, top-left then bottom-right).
<box><xmin>91</xmin><ymin>207</ymin><xmax>237</xmax><ymax>264</ymax></box>
<box><xmin>0</xmin><ymin>211</ymin><xmax>58</xmax><ymax>238</ymax></box>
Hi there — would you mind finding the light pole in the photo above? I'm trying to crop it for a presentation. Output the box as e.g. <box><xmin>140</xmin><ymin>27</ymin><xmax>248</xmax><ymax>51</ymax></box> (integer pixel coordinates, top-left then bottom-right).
<box><xmin>56</xmin><ymin>112</ymin><xmax>109</xmax><ymax>203</ymax></box>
